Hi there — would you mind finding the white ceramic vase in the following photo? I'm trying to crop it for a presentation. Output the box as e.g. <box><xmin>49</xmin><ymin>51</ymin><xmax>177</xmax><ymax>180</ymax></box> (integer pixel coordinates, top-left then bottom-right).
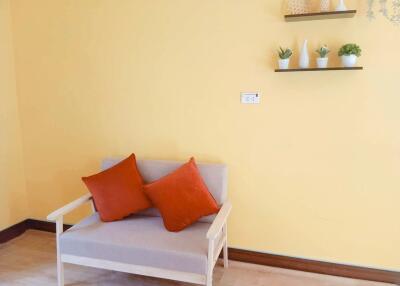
<box><xmin>299</xmin><ymin>40</ymin><xmax>309</xmax><ymax>69</ymax></box>
<box><xmin>341</xmin><ymin>55</ymin><xmax>357</xmax><ymax>67</ymax></box>
<box><xmin>316</xmin><ymin>57</ymin><xmax>329</xmax><ymax>68</ymax></box>
<box><xmin>279</xmin><ymin>58</ymin><xmax>290</xmax><ymax>69</ymax></box>
<box><xmin>320</xmin><ymin>0</ymin><xmax>330</xmax><ymax>12</ymax></box>
<box><xmin>336</xmin><ymin>0</ymin><xmax>347</xmax><ymax>11</ymax></box>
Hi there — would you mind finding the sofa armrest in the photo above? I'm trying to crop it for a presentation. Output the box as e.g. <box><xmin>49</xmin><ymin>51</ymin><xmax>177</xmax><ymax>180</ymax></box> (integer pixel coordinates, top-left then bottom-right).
<box><xmin>47</xmin><ymin>193</ymin><xmax>93</xmax><ymax>221</ymax></box>
<box><xmin>206</xmin><ymin>201</ymin><xmax>232</xmax><ymax>240</ymax></box>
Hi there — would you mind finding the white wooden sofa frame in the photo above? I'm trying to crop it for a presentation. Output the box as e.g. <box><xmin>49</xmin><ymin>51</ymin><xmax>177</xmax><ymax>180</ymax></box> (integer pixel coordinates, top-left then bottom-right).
<box><xmin>47</xmin><ymin>193</ymin><xmax>232</xmax><ymax>286</ymax></box>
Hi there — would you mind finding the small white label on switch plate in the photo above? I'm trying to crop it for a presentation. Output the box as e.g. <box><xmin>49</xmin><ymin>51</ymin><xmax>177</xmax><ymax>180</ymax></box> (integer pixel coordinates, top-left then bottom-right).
<box><xmin>241</xmin><ymin>92</ymin><xmax>261</xmax><ymax>104</ymax></box>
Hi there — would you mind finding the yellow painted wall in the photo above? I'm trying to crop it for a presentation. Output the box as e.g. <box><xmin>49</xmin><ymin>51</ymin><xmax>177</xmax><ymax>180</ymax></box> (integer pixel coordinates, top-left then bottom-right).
<box><xmin>10</xmin><ymin>0</ymin><xmax>400</xmax><ymax>270</ymax></box>
<box><xmin>0</xmin><ymin>0</ymin><xmax>27</xmax><ymax>230</ymax></box>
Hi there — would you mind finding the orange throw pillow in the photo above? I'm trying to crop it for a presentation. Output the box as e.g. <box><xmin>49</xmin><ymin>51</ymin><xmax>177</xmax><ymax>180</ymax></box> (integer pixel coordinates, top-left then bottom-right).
<box><xmin>144</xmin><ymin>158</ymin><xmax>219</xmax><ymax>232</ymax></box>
<box><xmin>82</xmin><ymin>154</ymin><xmax>152</xmax><ymax>222</ymax></box>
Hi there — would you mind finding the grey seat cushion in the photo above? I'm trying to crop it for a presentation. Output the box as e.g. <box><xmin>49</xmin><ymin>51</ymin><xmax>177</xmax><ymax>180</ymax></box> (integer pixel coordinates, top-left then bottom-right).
<box><xmin>60</xmin><ymin>213</ymin><xmax>210</xmax><ymax>275</ymax></box>
<box><xmin>101</xmin><ymin>158</ymin><xmax>228</xmax><ymax>222</ymax></box>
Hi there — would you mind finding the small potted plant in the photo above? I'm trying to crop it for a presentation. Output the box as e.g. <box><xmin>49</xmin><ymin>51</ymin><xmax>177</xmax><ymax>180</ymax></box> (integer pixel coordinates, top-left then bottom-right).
<box><xmin>338</xmin><ymin>43</ymin><xmax>361</xmax><ymax>67</ymax></box>
<box><xmin>315</xmin><ymin>45</ymin><xmax>330</xmax><ymax>68</ymax></box>
<box><xmin>278</xmin><ymin>47</ymin><xmax>293</xmax><ymax>70</ymax></box>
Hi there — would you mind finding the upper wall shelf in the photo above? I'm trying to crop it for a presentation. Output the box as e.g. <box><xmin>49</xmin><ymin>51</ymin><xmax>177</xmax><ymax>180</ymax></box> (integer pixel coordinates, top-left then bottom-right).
<box><xmin>284</xmin><ymin>10</ymin><xmax>357</xmax><ymax>22</ymax></box>
<box><xmin>275</xmin><ymin>67</ymin><xmax>363</xmax><ymax>72</ymax></box>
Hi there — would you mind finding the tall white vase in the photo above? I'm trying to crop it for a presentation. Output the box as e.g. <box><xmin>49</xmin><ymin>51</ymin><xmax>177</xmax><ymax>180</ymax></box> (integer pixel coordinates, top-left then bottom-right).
<box><xmin>299</xmin><ymin>40</ymin><xmax>310</xmax><ymax>69</ymax></box>
<box><xmin>336</xmin><ymin>0</ymin><xmax>347</xmax><ymax>11</ymax></box>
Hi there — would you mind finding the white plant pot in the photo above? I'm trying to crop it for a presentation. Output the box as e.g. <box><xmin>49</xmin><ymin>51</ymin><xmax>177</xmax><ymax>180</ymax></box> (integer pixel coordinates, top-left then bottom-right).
<box><xmin>341</xmin><ymin>55</ymin><xmax>357</xmax><ymax>67</ymax></box>
<box><xmin>316</xmin><ymin>57</ymin><xmax>329</xmax><ymax>68</ymax></box>
<box><xmin>279</xmin><ymin>58</ymin><xmax>290</xmax><ymax>69</ymax></box>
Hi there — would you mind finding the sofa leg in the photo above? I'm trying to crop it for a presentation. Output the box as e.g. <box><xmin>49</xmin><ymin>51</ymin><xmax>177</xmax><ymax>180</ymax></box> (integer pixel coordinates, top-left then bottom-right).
<box><xmin>223</xmin><ymin>242</ymin><xmax>228</xmax><ymax>268</ymax></box>
<box><xmin>206</xmin><ymin>272</ymin><xmax>213</xmax><ymax>286</ymax></box>
<box><xmin>57</xmin><ymin>259</ymin><xmax>64</xmax><ymax>286</ymax></box>
<box><xmin>223</xmin><ymin>224</ymin><xmax>228</xmax><ymax>268</ymax></box>
<box><xmin>207</xmin><ymin>238</ymin><xmax>214</xmax><ymax>286</ymax></box>
<box><xmin>56</xmin><ymin>218</ymin><xmax>65</xmax><ymax>286</ymax></box>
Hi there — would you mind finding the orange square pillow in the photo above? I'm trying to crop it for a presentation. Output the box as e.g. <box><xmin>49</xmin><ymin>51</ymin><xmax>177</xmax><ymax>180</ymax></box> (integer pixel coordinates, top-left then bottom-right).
<box><xmin>82</xmin><ymin>154</ymin><xmax>152</xmax><ymax>222</ymax></box>
<box><xmin>143</xmin><ymin>157</ymin><xmax>219</xmax><ymax>232</ymax></box>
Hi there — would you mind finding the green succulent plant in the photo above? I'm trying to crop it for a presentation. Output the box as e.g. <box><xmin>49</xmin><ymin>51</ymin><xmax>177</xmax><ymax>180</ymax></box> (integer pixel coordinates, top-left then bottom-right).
<box><xmin>278</xmin><ymin>47</ymin><xmax>293</xmax><ymax>60</ymax></box>
<box><xmin>315</xmin><ymin>45</ymin><xmax>330</xmax><ymax>58</ymax></box>
<box><xmin>338</xmin><ymin>43</ymin><xmax>362</xmax><ymax>57</ymax></box>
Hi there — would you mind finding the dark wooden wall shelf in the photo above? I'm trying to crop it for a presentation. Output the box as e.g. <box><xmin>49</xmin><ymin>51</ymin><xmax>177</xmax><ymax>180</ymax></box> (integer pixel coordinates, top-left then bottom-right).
<box><xmin>275</xmin><ymin>67</ymin><xmax>363</xmax><ymax>72</ymax></box>
<box><xmin>285</xmin><ymin>10</ymin><xmax>357</xmax><ymax>22</ymax></box>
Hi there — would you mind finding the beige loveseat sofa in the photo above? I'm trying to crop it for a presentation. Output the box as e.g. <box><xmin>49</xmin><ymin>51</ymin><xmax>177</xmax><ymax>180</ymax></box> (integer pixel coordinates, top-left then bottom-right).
<box><xmin>47</xmin><ymin>159</ymin><xmax>232</xmax><ymax>286</ymax></box>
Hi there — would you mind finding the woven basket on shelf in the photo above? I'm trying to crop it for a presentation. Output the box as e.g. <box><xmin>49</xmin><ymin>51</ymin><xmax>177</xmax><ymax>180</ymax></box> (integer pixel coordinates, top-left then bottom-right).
<box><xmin>287</xmin><ymin>0</ymin><xmax>312</xmax><ymax>15</ymax></box>
<box><xmin>320</xmin><ymin>0</ymin><xmax>330</xmax><ymax>12</ymax></box>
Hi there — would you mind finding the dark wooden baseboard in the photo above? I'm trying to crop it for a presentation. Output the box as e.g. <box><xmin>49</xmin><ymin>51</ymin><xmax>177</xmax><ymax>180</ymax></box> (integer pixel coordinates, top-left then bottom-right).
<box><xmin>0</xmin><ymin>219</ymin><xmax>72</xmax><ymax>243</ymax></box>
<box><xmin>26</xmin><ymin>219</ymin><xmax>72</xmax><ymax>233</ymax></box>
<box><xmin>228</xmin><ymin>248</ymin><xmax>400</xmax><ymax>284</ymax></box>
<box><xmin>1</xmin><ymin>219</ymin><xmax>399</xmax><ymax>284</ymax></box>
<box><xmin>0</xmin><ymin>220</ymin><xmax>29</xmax><ymax>244</ymax></box>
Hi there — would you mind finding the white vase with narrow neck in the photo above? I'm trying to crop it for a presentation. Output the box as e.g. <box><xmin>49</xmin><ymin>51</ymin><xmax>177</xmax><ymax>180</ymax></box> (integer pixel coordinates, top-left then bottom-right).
<box><xmin>299</xmin><ymin>40</ymin><xmax>309</xmax><ymax>69</ymax></box>
<box><xmin>336</xmin><ymin>0</ymin><xmax>347</xmax><ymax>11</ymax></box>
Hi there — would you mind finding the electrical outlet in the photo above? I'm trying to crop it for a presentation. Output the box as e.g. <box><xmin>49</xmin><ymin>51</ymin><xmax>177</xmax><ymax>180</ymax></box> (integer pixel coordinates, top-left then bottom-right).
<box><xmin>241</xmin><ymin>92</ymin><xmax>261</xmax><ymax>104</ymax></box>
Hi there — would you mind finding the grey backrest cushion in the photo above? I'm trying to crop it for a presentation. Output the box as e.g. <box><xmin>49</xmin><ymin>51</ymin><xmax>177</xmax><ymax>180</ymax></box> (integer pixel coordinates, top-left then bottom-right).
<box><xmin>100</xmin><ymin>158</ymin><xmax>228</xmax><ymax>222</ymax></box>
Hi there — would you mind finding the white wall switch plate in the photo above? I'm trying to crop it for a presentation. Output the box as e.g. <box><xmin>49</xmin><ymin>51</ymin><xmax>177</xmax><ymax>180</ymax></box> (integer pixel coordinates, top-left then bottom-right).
<box><xmin>241</xmin><ymin>92</ymin><xmax>261</xmax><ymax>104</ymax></box>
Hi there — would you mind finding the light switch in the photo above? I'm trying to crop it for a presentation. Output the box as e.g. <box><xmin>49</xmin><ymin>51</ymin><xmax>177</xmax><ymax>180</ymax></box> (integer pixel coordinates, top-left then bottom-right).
<box><xmin>241</xmin><ymin>92</ymin><xmax>261</xmax><ymax>104</ymax></box>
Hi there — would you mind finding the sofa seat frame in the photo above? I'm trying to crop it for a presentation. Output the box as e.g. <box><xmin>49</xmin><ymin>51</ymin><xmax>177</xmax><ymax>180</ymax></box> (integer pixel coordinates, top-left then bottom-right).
<box><xmin>47</xmin><ymin>193</ymin><xmax>232</xmax><ymax>286</ymax></box>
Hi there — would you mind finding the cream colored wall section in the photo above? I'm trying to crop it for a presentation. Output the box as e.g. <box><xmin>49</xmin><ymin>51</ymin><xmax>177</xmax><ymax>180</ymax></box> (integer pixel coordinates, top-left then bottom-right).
<box><xmin>10</xmin><ymin>0</ymin><xmax>400</xmax><ymax>269</ymax></box>
<box><xmin>0</xmin><ymin>0</ymin><xmax>27</xmax><ymax>230</ymax></box>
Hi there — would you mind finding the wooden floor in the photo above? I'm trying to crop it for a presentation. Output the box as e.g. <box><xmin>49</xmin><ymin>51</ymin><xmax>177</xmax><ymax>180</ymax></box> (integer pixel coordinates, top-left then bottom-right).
<box><xmin>0</xmin><ymin>230</ymin><xmax>395</xmax><ymax>286</ymax></box>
